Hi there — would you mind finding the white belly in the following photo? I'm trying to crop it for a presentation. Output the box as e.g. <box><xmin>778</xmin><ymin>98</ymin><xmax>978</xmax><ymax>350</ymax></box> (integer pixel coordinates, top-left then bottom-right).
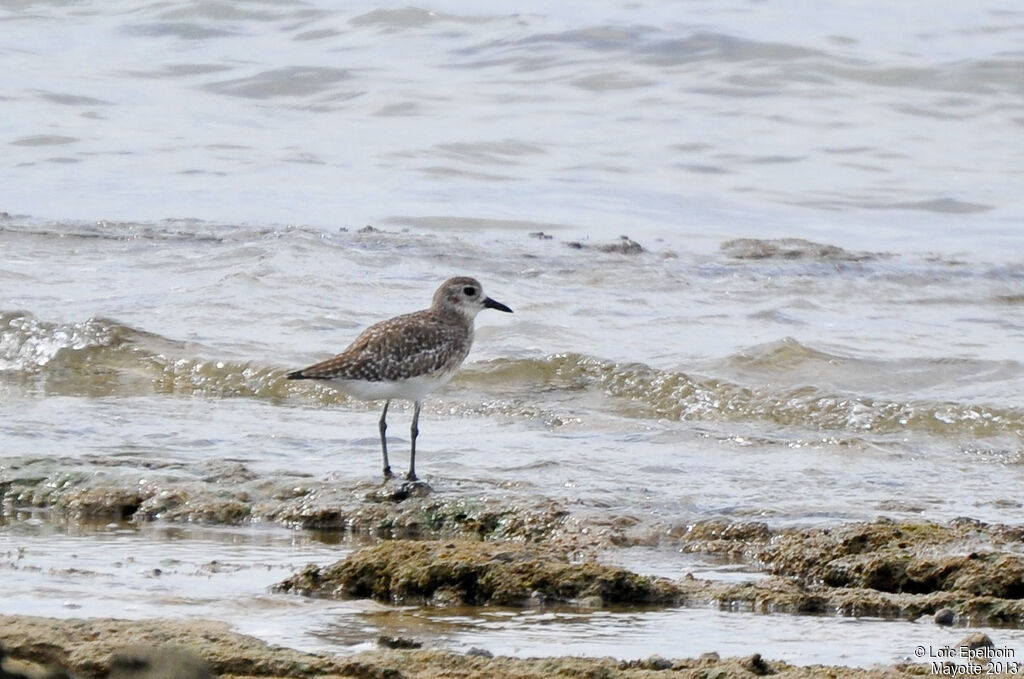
<box><xmin>332</xmin><ymin>371</ymin><xmax>456</xmax><ymax>402</ymax></box>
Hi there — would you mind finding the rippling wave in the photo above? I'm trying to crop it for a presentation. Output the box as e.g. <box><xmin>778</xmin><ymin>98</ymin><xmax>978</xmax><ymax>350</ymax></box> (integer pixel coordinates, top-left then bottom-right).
<box><xmin>470</xmin><ymin>353</ymin><xmax>1024</xmax><ymax>438</ymax></box>
<box><xmin>0</xmin><ymin>312</ymin><xmax>296</xmax><ymax>400</ymax></box>
<box><xmin>5</xmin><ymin>311</ymin><xmax>1021</xmax><ymax>441</ymax></box>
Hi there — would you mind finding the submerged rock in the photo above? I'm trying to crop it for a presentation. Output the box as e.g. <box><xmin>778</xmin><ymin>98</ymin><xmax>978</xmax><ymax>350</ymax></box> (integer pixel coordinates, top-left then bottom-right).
<box><xmin>377</xmin><ymin>635</ymin><xmax>421</xmax><ymax>650</ymax></box>
<box><xmin>274</xmin><ymin>539</ymin><xmax>683</xmax><ymax>606</ymax></box>
<box><xmin>564</xmin><ymin>235</ymin><xmax>645</xmax><ymax>254</ymax></box>
<box><xmin>958</xmin><ymin>632</ymin><xmax>994</xmax><ymax>653</ymax></box>
<box><xmin>720</xmin><ymin>237</ymin><xmax>877</xmax><ymax>261</ymax></box>
<box><xmin>596</xmin><ymin>235</ymin><xmax>644</xmax><ymax>254</ymax></box>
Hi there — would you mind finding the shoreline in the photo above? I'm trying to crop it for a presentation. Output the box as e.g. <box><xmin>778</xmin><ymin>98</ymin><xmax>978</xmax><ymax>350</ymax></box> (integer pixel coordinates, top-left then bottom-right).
<box><xmin>0</xmin><ymin>613</ymin><xmax>952</xmax><ymax>679</ymax></box>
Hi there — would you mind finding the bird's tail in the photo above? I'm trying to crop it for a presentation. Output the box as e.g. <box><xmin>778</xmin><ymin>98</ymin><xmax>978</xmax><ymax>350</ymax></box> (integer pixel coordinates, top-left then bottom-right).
<box><xmin>286</xmin><ymin>370</ymin><xmax>311</xmax><ymax>380</ymax></box>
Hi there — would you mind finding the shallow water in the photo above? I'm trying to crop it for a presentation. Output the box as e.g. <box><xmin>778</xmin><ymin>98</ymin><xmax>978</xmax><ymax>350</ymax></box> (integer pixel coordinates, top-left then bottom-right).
<box><xmin>3</xmin><ymin>0</ymin><xmax>1024</xmax><ymax>668</ymax></box>
<box><xmin>363</xmin><ymin>607</ymin><xmax>1024</xmax><ymax>667</ymax></box>
<box><xmin>3</xmin><ymin>228</ymin><xmax>1021</xmax><ymax>529</ymax></box>
<box><xmin>7</xmin><ymin>521</ymin><xmax>1024</xmax><ymax>668</ymax></box>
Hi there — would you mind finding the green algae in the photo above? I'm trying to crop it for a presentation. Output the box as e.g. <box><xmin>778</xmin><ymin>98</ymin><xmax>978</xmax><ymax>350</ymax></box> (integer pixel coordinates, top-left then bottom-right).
<box><xmin>275</xmin><ymin>539</ymin><xmax>682</xmax><ymax>607</ymax></box>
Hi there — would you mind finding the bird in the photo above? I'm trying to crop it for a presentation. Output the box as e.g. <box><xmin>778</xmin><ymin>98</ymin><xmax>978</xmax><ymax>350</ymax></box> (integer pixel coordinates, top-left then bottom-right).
<box><xmin>286</xmin><ymin>276</ymin><xmax>512</xmax><ymax>481</ymax></box>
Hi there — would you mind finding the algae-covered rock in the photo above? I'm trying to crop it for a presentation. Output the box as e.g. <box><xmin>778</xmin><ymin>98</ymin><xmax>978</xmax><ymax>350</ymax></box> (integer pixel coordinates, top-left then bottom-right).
<box><xmin>0</xmin><ymin>613</ymin><xmax>944</xmax><ymax>679</ymax></box>
<box><xmin>275</xmin><ymin>539</ymin><xmax>682</xmax><ymax>606</ymax></box>
<box><xmin>680</xmin><ymin>517</ymin><xmax>1024</xmax><ymax>626</ymax></box>
<box><xmin>270</xmin><ymin>519</ymin><xmax>1024</xmax><ymax>626</ymax></box>
<box><xmin>0</xmin><ymin>616</ymin><xmax>339</xmax><ymax>679</ymax></box>
<box><xmin>0</xmin><ymin>466</ymin><xmax>587</xmax><ymax>545</ymax></box>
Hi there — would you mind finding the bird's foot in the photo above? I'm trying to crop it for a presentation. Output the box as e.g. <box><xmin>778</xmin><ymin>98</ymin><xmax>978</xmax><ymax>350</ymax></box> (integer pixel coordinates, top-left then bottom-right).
<box><xmin>382</xmin><ymin>466</ymin><xmax>395</xmax><ymax>481</ymax></box>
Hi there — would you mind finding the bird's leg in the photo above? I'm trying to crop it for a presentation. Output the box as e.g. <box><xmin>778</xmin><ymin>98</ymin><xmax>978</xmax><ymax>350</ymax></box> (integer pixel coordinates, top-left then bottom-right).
<box><xmin>407</xmin><ymin>400</ymin><xmax>421</xmax><ymax>481</ymax></box>
<box><xmin>379</xmin><ymin>400</ymin><xmax>393</xmax><ymax>480</ymax></box>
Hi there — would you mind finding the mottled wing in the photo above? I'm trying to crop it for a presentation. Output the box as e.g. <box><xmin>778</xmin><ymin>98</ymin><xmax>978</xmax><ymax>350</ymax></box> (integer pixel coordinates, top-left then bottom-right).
<box><xmin>287</xmin><ymin>310</ymin><xmax>470</xmax><ymax>382</ymax></box>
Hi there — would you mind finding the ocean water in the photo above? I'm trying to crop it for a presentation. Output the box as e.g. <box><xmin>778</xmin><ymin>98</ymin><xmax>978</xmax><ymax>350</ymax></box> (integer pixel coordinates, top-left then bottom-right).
<box><xmin>2</xmin><ymin>0</ymin><xmax>1024</xmax><ymax>667</ymax></box>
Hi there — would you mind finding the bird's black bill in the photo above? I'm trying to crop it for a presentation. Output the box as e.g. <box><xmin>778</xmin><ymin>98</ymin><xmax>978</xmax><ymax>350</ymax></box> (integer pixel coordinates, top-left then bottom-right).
<box><xmin>483</xmin><ymin>297</ymin><xmax>513</xmax><ymax>313</ymax></box>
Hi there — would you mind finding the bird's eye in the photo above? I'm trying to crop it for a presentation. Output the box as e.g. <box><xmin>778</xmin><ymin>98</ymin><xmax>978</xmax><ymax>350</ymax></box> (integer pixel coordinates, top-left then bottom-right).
<box><xmin>463</xmin><ymin>286</ymin><xmax>477</xmax><ymax>296</ymax></box>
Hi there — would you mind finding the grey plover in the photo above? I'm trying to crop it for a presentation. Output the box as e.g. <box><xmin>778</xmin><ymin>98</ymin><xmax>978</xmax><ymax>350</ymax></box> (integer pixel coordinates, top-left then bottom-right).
<box><xmin>287</xmin><ymin>276</ymin><xmax>512</xmax><ymax>481</ymax></box>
